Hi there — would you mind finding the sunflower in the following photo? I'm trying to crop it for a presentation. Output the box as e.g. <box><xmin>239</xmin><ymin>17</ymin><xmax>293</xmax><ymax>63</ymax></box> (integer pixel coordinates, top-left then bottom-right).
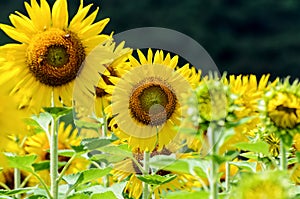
<box><xmin>259</xmin><ymin>78</ymin><xmax>300</xmax><ymax>146</ymax></box>
<box><xmin>112</xmin><ymin>147</ymin><xmax>198</xmax><ymax>199</ymax></box>
<box><xmin>216</xmin><ymin>74</ymin><xmax>276</xmax><ymax>154</ymax></box>
<box><xmin>105</xmin><ymin>49</ymin><xmax>200</xmax><ymax>151</ymax></box>
<box><xmin>24</xmin><ymin>122</ymin><xmax>89</xmax><ymax>185</ymax></box>
<box><xmin>0</xmin><ymin>0</ymin><xmax>110</xmax><ymax>112</ymax></box>
<box><xmin>229</xmin><ymin>171</ymin><xmax>292</xmax><ymax>199</ymax></box>
<box><xmin>0</xmin><ymin>93</ymin><xmax>28</xmax><ymax>168</ymax></box>
<box><xmin>93</xmin><ymin>41</ymin><xmax>132</xmax><ymax>118</ymax></box>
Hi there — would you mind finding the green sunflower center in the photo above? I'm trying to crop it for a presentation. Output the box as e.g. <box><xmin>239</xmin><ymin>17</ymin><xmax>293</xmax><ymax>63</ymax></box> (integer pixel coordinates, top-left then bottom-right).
<box><xmin>46</xmin><ymin>45</ymin><xmax>69</xmax><ymax>68</ymax></box>
<box><xmin>27</xmin><ymin>29</ymin><xmax>85</xmax><ymax>87</ymax></box>
<box><xmin>129</xmin><ymin>79</ymin><xmax>177</xmax><ymax>126</ymax></box>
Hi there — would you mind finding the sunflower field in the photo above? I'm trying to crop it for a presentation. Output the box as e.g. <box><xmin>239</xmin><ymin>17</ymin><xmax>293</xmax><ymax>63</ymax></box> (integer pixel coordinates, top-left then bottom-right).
<box><xmin>0</xmin><ymin>0</ymin><xmax>300</xmax><ymax>199</ymax></box>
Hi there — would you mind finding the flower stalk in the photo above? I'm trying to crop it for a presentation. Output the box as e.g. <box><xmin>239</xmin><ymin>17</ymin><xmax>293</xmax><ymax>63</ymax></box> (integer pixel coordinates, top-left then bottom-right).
<box><xmin>142</xmin><ymin>151</ymin><xmax>150</xmax><ymax>199</ymax></box>
<box><xmin>50</xmin><ymin>117</ymin><xmax>59</xmax><ymax>199</ymax></box>
<box><xmin>280</xmin><ymin>138</ymin><xmax>287</xmax><ymax>171</ymax></box>
<box><xmin>208</xmin><ymin>123</ymin><xmax>219</xmax><ymax>199</ymax></box>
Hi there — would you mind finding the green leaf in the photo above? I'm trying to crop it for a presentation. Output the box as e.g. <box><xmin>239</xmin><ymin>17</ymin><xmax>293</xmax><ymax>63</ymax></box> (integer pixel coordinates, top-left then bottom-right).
<box><xmin>31</xmin><ymin>112</ymin><xmax>53</xmax><ymax>133</ymax></box>
<box><xmin>32</xmin><ymin>161</ymin><xmax>50</xmax><ymax>171</ymax></box>
<box><xmin>43</xmin><ymin>107</ymin><xmax>73</xmax><ymax>119</ymax></box>
<box><xmin>67</xmin><ymin>193</ymin><xmax>90</xmax><ymax>199</ymax></box>
<box><xmin>0</xmin><ymin>188</ymin><xmax>33</xmax><ymax>196</ymax></box>
<box><xmin>296</xmin><ymin>151</ymin><xmax>300</xmax><ymax>163</ymax></box>
<box><xmin>90</xmin><ymin>153</ymin><xmax>125</xmax><ymax>163</ymax></box>
<box><xmin>78</xmin><ymin>168</ymin><xmax>112</xmax><ymax>185</ymax></box>
<box><xmin>26</xmin><ymin>195</ymin><xmax>48</xmax><ymax>199</ymax></box>
<box><xmin>5</xmin><ymin>153</ymin><xmax>36</xmax><ymax>172</ymax></box>
<box><xmin>65</xmin><ymin>168</ymin><xmax>112</xmax><ymax>190</ymax></box>
<box><xmin>58</xmin><ymin>149</ymin><xmax>75</xmax><ymax>157</ymax></box>
<box><xmin>150</xmin><ymin>155</ymin><xmax>209</xmax><ymax>178</ymax></box>
<box><xmin>71</xmin><ymin>145</ymin><xmax>87</xmax><ymax>153</ymax></box>
<box><xmin>84</xmin><ymin>182</ymin><xmax>126</xmax><ymax>199</ymax></box>
<box><xmin>63</xmin><ymin>172</ymin><xmax>82</xmax><ymax>185</ymax></box>
<box><xmin>165</xmin><ymin>191</ymin><xmax>209</xmax><ymax>199</ymax></box>
<box><xmin>75</xmin><ymin>119</ymin><xmax>101</xmax><ymax>131</ymax></box>
<box><xmin>136</xmin><ymin>174</ymin><xmax>177</xmax><ymax>185</ymax></box>
<box><xmin>229</xmin><ymin>161</ymin><xmax>257</xmax><ymax>172</ymax></box>
<box><xmin>100</xmin><ymin>145</ymin><xmax>133</xmax><ymax>159</ymax></box>
<box><xmin>91</xmin><ymin>191</ymin><xmax>117</xmax><ymax>199</ymax></box>
<box><xmin>81</xmin><ymin>138</ymin><xmax>112</xmax><ymax>150</ymax></box>
<box><xmin>234</xmin><ymin>141</ymin><xmax>269</xmax><ymax>155</ymax></box>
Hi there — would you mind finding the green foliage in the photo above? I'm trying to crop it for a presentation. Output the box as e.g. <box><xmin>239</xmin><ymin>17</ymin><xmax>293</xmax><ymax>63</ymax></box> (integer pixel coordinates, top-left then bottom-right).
<box><xmin>136</xmin><ymin>174</ymin><xmax>177</xmax><ymax>185</ymax></box>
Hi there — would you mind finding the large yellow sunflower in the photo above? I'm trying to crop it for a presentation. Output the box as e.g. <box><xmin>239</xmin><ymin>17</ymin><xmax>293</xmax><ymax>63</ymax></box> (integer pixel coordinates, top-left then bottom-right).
<box><xmin>105</xmin><ymin>49</ymin><xmax>200</xmax><ymax>151</ymax></box>
<box><xmin>24</xmin><ymin>122</ymin><xmax>89</xmax><ymax>185</ymax></box>
<box><xmin>0</xmin><ymin>0</ymin><xmax>110</xmax><ymax>112</ymax></box>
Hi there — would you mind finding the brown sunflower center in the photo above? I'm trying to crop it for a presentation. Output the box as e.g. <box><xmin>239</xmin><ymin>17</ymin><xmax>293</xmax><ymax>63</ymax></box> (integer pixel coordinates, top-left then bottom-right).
<box><xmin>275</xmin><ymin>105</ymin><xmax>297</xmax><ymax>115</ymax></box>
<box><xmin>95</xmin><ymin>64</ymin><xmax>118</xmax><ymax>98</ymax></box>
<box><xmin>26</xmin><ymin>29</ymin><xmax>85</xmax><ymax>87</ymax></box>
<box><xmin>129</xmin><ymin>78</ymin><xmax>177</xmax><ymax>126</ymax></box>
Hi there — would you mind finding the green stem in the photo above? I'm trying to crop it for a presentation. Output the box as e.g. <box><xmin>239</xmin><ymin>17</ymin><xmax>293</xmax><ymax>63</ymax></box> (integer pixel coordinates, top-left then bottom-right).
<box><xmin>142</xmin><ymin>151</ymin><xmax>150</xmax><ymax>199</ymax></box>
<box><xmin>208</xmin><ymin>124</ymin><xmax>218</xmax><ymax>199</ymax></box>
<box><xmin>57</xmin><ymin>154</ymin><xmax>76</xmax><ymax>184</ymax></box>
<box><xmin>14</xmin><ymin>168</ymin><xmax>21</xmax><ymax>199</ymax></box>
<box><xmin>280</xmin><ymin>138</ymin><xmax>287</xmax><ymax>170</ymax></box>
<box><xmin>50</xmin><ymin>118</ymin><xmax>59</xmax><ymax>199</ymax></box>
<box><xmin>225</xmin><ymin>161</ymin><xmax>230</xmax><ymax>192</ymax></box>
<box><xmin>32</xmin><ymin>172</ymin><xmax>52</xmax><ymax>199</ymax></box>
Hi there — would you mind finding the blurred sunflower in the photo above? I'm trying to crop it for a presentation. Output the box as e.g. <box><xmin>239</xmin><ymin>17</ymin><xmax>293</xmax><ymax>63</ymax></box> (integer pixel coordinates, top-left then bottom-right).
<box><xmin>0</xmin><ymin>134</ymin><xmax>34</xmax><ymax>190</ymax></box>
<box><xmin>0</xmin><ymin>0</ymin><xmax>110</xmax><ymax>112</ymax></box>
<box><xmin>24</xmin><ymin>122</ymin><xmax>88</xmax><ymax>185</ymax></box>
<box><xmin>0</xmin><ymin>93</ymin><xmax>28</xmax><ymax>168</ymax></box>
<box><xmin>112</xmin><ymin>147</ymin><xmax>199</xmax><ymax>199</ymax></box>
<box><xmin>93</xmin><ymin>41</ymin><xmax>132</xmax><ymax>118</ymax></box>
<box><xmin>259</xmin><ymin>78</ymin><xmax>300</xmax><ymax>146</ymax></box>
<box><xmin>219</xmin><ymin>74</ymin><xmax>273</xmax><ymax>154</ymax></box>
<box><xmin>106</xmin><ymin>49</ymin><xmax>200</xmax><ymax>151</ymax></box>
<box><xmin>229</xmin><ymin>171</ymin><xmax>292</xmax><ymax>199</ymax></box>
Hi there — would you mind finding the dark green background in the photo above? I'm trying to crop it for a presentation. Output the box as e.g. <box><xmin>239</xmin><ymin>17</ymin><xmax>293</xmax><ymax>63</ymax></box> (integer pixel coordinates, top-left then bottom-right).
<box><xmin>1</xmin><ymin>0</ymin><xmax>300</xmax><ymax>80</ymax></box>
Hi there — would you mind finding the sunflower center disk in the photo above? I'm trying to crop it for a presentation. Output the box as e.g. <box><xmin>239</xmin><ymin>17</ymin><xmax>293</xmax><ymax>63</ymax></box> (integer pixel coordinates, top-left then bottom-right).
<box><xmin>129</xmin><ymin>82</ymin><xmax>177</xmax><ymax>126</ymax></box>
<box><xmin>26</xmin><ymin>29</ymin><xmax>85</xmax><ymax>87</ymax></box>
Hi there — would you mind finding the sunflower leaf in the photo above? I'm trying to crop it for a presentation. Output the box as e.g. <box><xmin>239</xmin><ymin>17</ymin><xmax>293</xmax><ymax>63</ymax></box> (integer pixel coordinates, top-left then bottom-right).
<box><xmin>4</xmin><ymin>153</ymin><xmax>36</xmax><ymax>172</ymax></box>
<box><xmin>229</xmin><ymin>161</ymin><xmax>257</xmax><ymax>172</ymax></box>
<box><xmin>165</xmin><ymin>191</ymin><xmax>210</xmax><ymax>199</ymax></box>
<box><xmin>31</xmin><ymin>112</ymin><xmax>53</xmax><ymax>133</ymax></box>
<box><xmin>0</xmin><ymin>188</ymin><xmax>34</xmax><ymax>196</ymax></box>
<box><xmin>81</xmin><ymin>137</ymin><xmax>112</xmax><ymax>150</ymax></box>
<box><xmin>43</xmin><ymin>107</ymin><xmax>73</xmax><ymax>119</ymax></box>
<box><xmin>66</xmin><ymin>193</ymin><xmax>90</xmax><ymax>199</ymax></box>
<box><xmin>32</xmin><ymin>161</ymin><xmax>50</xmax><ymax>171</ymax></box>
<box><xmin>234</xmin><ymin>141</ymin><xmax>269</xmax><ymax>155</ymax></box>
<box><xmin>99</xmin><ymin>145</ymin><xmax>133</xmax><ymax>159</ymax></box>
<box><xmin>136</xmin><ymin>174</ymin><xmax>177</xmax><ymax>185</ymax></box>
<box><xmin>90</xmin><ymin>191</ymin><xmax>117</xmax><ymax>199</ymax></box>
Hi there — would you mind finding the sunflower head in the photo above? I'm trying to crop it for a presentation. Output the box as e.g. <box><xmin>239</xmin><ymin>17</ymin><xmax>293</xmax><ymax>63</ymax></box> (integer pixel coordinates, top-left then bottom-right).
<box><xmin>229</xmin><ymin>171</ymin><xmax>292</xmax><ymax>199</ymax></box>
<box><xmin>0</xmin><ymin>0</ymin><xmax>110</xmax><ymax>112</ymax></box>
<box><xmin>259</xmin><ymin>77</ymin><xmax>300</xmax><ymax>146</ymax></box>
<box><xmin>106</xmin><ymin>49</ymin><xmax>200</xmax><ymax>151</ymax></box>
<box><xmin>186</xmin><ymin>74</ymin><xmax>239</xmax><ymax>128</ymax></box>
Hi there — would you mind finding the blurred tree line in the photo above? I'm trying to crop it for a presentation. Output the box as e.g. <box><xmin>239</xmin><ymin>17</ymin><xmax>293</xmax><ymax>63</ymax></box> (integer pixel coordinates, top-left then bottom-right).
<box><xmin>1</xmin><ymin>0</ymin><xmax>300</xmax><ymax>80</ymax></box>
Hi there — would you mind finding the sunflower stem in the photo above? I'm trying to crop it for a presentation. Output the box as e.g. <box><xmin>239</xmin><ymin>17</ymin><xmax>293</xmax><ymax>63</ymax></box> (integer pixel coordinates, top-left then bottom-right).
<box><xmin>225</xmin><ymin>161</ymin><xmax>230</xmax><ymax>192</ymax></box>
<box><xmin>50</xmin><ymin>117</ymin><xmax>59</xmax><ymax>199</ymax></box>
<box><xmin>208</xmin><ymin>123</ymin><xmax>219</xmax><ymax>199</ymax></box>
<box><xmin>280</xmin><ymin>138</ymin><xmax>287</xmax><ymax>170</ymax></box>
<box><xmin>142</xmin><ymin>151</ymin><xmax>150</xmax><ymax>199</ymax></box>
<box><xmin>14</xmin><ymin>168</ymin><xmax>21</xmax><ymax>199</ymax></box>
